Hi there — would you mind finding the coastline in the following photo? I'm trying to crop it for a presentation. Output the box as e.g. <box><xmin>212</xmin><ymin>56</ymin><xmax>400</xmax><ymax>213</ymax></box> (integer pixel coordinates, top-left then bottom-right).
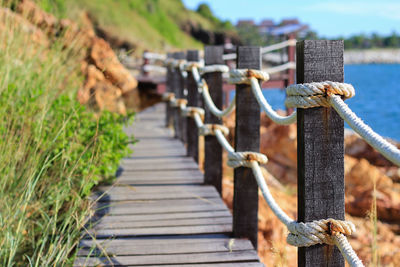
<box><xmin>344</xmin><ymin>48</ymin><xmax>400</xmax><ymax>64</ymax></box>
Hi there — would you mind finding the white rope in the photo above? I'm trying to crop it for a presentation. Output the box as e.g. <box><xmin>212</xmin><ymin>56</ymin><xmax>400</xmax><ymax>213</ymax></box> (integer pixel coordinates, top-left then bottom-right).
<box><xmin>229</xmin><ymin>69</ymin><xmax>270</xmax><ymax>84</ymax></box>
<box><xmin>181</xmin><ymin>107</ymin><xmax>205</xmax><ymax>118</ymax></box>
<box><xmin>191</xmin><ymin>66</ymin><xmax>236</xmax><ymax>118</ymax></box>
<box><xmin>249</xmin><ymin>77</ymin><xmax>297</xmax><ymax>125</ymax></box>
<box><xmin>222</xmin><ymin>53</ymin><xmax>237</xmax><ymax>61</ymax></box>
<box><xmin>143</xmin><ymin>64</ymin><xmax>167</xmax><ymax>74</ymax></box>
<box><xmin>199</xmin><ymin>65</ymin><xmax>229</xmax><ymax>75</ymax></box>
<box><xmin>264</xmin><ymin>62</ymin><xmax>296</xmax><ymax>74</ymax></box>
<box><xmin>202</xmin><ymin>84</ymin><xmax>236</xmax><ymax>118</ymax></box>
<box><xmin>214</xmin><ymin>129</ymin><xmax>235</xmax><ymax>153</ymax></box>
<box><xmin>228</xmin><ymin>69</ymin><xmax>296</xmax><ymax>125</ymax></box>
<box><xmin>199</xmin><ymin>124</ymin><xmax>229</xmax><ymax>137</ymax></box>
<box><xmin>248</xmin><ymin>161</ymin><xmax>363</xmax><ymax>267</ymax></box>
<box><xmin>330</xmin><ymin>95</ymin><xmax>400</xmax><ymax>166</ymax></box>
<box><xmin>143</xmin><ymin>52</ymin><xmax>166</xmax><ymax>61</ymax></box>
<box><xmin>285</xmin><ymin>82</ymin><xmax>355</xmax><ymax>108</ymax></box>
<box><xmin>261</xmin><ymin>39</ymin><xmax>297</xmax><ymax>54</ymax></box>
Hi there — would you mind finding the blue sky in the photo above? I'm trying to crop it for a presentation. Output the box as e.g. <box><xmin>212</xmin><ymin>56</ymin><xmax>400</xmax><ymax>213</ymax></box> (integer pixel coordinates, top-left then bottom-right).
<box><xmin>182</xmin><ymin>0</ymin><xmax>400</xmax><ymax>37</ymax></box>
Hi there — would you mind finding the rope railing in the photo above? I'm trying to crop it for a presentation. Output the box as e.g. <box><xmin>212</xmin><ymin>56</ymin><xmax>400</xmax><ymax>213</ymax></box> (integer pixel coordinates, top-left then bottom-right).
<box><xmin>160</xmin><ymin>43</ymin><xmax>399</xmax><ymax>266</ymax></box>
<box><xmin>222</xmin><ymin>39</ymin><xmax>297</xmax><ymax>61</ymax></box>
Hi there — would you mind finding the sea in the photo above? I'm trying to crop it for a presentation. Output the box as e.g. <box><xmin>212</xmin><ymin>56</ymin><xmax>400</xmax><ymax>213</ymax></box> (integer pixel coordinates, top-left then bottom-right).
<box><xmin>258</xmin><ymin>64</ymin><xmax>400</xmax><ymax>141</ymax></box>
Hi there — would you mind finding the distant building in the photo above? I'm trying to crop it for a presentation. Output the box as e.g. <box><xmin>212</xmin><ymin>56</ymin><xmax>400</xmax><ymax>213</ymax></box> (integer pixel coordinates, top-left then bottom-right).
<box><xmin>236</xmin><ymin>17</ymin><xmax>310</xmax><ymax>38</ymax></box>
<box><xmin>258</xmin><ymin>19</ymin><xmax>274</xmax><ymax>35</ymax></box>
<box><xmin>236</xmin><ymin>19</ymin><xmax>255</xmax><ymax>27</ymax></box>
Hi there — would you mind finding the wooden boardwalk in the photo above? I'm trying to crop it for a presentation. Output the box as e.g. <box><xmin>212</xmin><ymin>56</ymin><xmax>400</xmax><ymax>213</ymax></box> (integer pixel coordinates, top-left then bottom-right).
<box><xmin>74</xmin><ymin>103</ymin><xmax>263</xmax><ymax>266</ymax></box>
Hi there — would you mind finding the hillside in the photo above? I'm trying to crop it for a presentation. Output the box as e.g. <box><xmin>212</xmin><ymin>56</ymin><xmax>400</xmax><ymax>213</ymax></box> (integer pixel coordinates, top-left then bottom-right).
<box><xmin>37</xmin><ymin>0</ymin><xmax>238</xmax><ymax>54</ymax></box>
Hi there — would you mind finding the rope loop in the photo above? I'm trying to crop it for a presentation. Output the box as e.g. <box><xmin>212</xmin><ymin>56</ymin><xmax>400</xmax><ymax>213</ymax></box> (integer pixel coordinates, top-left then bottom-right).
<box><xmin>181</xmin><ymin>107</ymin><xmax>205</xmax><ymax>119</ymax></box>
<box><xmin>170</xmin><ymin>98</ymin><xmax>187</xmax><ymax>108</ymax></box>
<box><xmin>184</xmin><ymin>62</ymin><xmax>203</xmax><ymax>72</ymax></box>
<box><xmin>227</xmin><ymin>151</ymin><xmax>268</xmax><ymax>168</ymax></box>
<box><xmin>286</xmin><ymin>219</ymin><xmax>356</xmax><ymax>247</ymax></box>
<box><xmin>199</xmin><ymin>65</ymin><xmax>230</xmax><ymax>75</ymax></box>
<box><xmin>229</xmin><ymin>69</ymin><xmax>270</xmax><ymax>84</ymax></box>
<box><xmin>199</xmin><ymin>124</ymin><xmax>229</xmax><ymax>136</ymax></box>
<box><xmin>285</xmin><ymin>81</ymin><xmax>355</xmax><ymax>108</ymax></box>
<box><xmin>162</xmin><ymin>92</ymin><xmax>175</xmax><ymax>102</ymax></box>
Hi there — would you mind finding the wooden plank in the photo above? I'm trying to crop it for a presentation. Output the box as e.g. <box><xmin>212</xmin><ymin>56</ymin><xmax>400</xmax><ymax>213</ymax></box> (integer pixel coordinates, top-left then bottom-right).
<box><xmin>88</xmin><ymin>210</ymin><xmax>232</xmax><ymax>224</ymax></box>
<box><xmin>186</xmin><ymin>50</ymin><xmax>200</xmax><ymax>163</ymax></box>
<box><xmin>74</xmin><ymin>250</ymin><xmax>259</xmax><ymax>266</ymax></box>
<box><xmin>203</xmin><ymin>46</ymin><xmax>224</xmax><ymax>195</ymax></box>
<box><xmin>93</xmin><ymin>198</ymin><xmax>227</xmax><ymax>216</ymax></box>
<box><xmin>78</xmin><ymin>238</ymin><xmax>252</xmax><ymax>256</ymax></box>
<box><xmin>297</xmin><ymin>40</ymin><xmax>345</xmax><ymax>266</ymax></box>
<box><xmin>92</xmin><ymin>217</ymin><xmax>231</xmax><ymax>230</ymax></box>
<box><xmin>233</xmin><ymin>46</ymin><xmax>261</xmax><ymax>249</ymax></box>
<box><xmin>133</xmin><ymin>264</ymin><xmax>264</xmax><ymax>267</ymax></box>
<box><xmin>96</xmin><ymin>185</ymin><xmax>217</xmax><ymax>193</ymax></box>
<box><xmin>85</xmin><ymin>224</ymin><xmax>233</xmax><ymax>238</ymax></box>
<box><xmin>91</xmin><ymin>186</ymin><xmax>220</xmax><ymax>201</ymax></box>
<box><xmin>119</xmin><ymin>161</ymin><xmax>198</xmax><ymax>171</ymax></box>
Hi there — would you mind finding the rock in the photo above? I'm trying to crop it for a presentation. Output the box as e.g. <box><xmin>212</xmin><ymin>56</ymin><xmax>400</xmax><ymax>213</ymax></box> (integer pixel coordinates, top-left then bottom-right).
<box><xmin>0</xmin><ymin>7</ymin><xmax>48</xmax><ymax>48</ymax></box>
<box><xmin>14</xmin><ymin>0</ymin><xmax>147</xmax><ymax>114</ymax></box>
<box><xmin>90</xmin><ymin>37</ymin><xmax>138</xmax><ymax>94</ymax></box>
<box><xmin>345</xmin><ymin>132</ymin><xmax>398</xmax><ymax>167</ymax></box>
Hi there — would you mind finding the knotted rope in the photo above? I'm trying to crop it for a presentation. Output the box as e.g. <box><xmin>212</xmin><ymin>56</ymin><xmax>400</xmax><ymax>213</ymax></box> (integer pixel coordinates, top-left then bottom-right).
<box><xmin>286</xmin><ymin>219</ymin><xmax>355</xmax><ymax>247</ymax></box>
<box><xmin>170</xmin><ymin>98</ymin><xmax>187</xmax><ymax>108</ymax></box>
<box><xmin>199</xmin><ymin>124</ymin><xmax>229</xmax><ymax>137</ymax></box>
<box><xmin>229</xmin><ymin>69</ymin><xmax>270</xmax><ymax>84</ymax></box>
<box><xmin>181</xmin><ymin>107</ymin><xmax>205</xmax><ymax>120</ymax></box>
<box><xmin>285</xmin><ymin>82</ymin><xmax>355</xmax><ymax>108</ymax></box>
<box><xmin>162</xmin><ymin>92</ymin><xmax>175</xmax><ymax>102</ymax></box>
<box><xmin>227</xmin><ymin>151</ymin><xmax>268</xmax><ymax>168</ymax></box>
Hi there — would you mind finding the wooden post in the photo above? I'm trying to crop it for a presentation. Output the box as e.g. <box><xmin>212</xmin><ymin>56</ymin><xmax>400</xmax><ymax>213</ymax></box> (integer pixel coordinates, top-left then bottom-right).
<box><xmin>286</xmin><ymin>34</ymin><xmax>296</xmax><ymax>114</ymax></box>
<box><xmin>297</xmin><ymin>40</ymin><xmax>345</xmax><ymax>267</ymax></box>
<box><xmin>233</xmin><ymin>46</ymin><xmax>261</xmax><ymax>249</ymax></box>
<box><xmin>165</xmin><ymin>53</ymin><xmax>173</xmax><ymax>128</ymax></box>
<box><xmin>286</xmin><ymin>33</ymin><xmax>296</xmax><ymax>86</ymax></box>
<box><xmin>186</xmin><ymin>50</ymin><xmax>200</xmax><ymax>162</ymax></box>
<box><xmin>203</xmin><ymin>46</ymin><xmax>224</xmax><ymax>195</ymax></box>
<box><xmin>173</xmin><ymin>52</ymin><xmax>185</xmax><ymax>139</ymax></box>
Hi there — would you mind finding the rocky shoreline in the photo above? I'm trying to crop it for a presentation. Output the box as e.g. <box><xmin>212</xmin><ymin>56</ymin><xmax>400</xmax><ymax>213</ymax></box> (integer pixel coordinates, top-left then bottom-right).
<box><xmin>344</xmin><ymin>49</ymin><xmax>400</xmax><ymax>64</ymax></box>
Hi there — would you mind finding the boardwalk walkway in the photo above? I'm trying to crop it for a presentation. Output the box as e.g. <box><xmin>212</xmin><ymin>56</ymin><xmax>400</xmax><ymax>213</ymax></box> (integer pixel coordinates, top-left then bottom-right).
<box><xmin>74</xmin><ymin>103</ymin><xmax>263</xmax><ymax>266</ymax></box>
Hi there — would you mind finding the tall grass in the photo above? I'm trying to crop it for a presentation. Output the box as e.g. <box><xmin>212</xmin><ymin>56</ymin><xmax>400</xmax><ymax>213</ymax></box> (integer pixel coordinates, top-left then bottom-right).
<box><xmin>0</xmin><ymin>8</ymin><xmax>133</xmax><ymax>266</ymax></box>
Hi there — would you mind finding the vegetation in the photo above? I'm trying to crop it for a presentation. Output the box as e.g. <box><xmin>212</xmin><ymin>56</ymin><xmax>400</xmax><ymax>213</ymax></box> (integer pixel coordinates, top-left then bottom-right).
<box><xmin>341</xmin><ymin>32</ymin><xmax>400</xmax><ymax>49</ymax></box>
<box><xmin>37</xmin><ymin>0</ymin><xmax>235</xmax><ymax>53</ymax></box>
<box><xmin>0</xmin><ymin>9</ymin><xmax>133</xmax><ymax>266</ymax></box>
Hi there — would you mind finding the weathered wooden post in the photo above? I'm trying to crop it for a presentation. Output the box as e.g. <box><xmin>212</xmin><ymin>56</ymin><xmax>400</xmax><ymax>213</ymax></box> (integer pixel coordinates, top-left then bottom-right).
<box><xmin>233</xmin><ymin>46</ymin><xmax>261</xmax><ymax>249</ymax></box>
<box><xmin>203</xmin><ymin>46</ymin><xmax>224</xmax><ymax>195</ymax></box>
<box><xmin>297</xmin><ymin>40</ymin><xmax>345</xmax><ymax>266</ymax></box>
<box><xmin>165</xmin><ymin>53</ymin><xmax>173</xmax><ymax>128</ymax></box>
<box><xmin>286</xmin><ymin>33</ymin><xmax>296</xmax><ymax>87</ymax></box>
<box><xmin>186</xmin><ymin>50</ymin><xmax>200</xmax><ymax>162</ymax></box>
<box><xmin>172</xmin><ymin>52</ymin><xmax>185</xmax><ymax>139</ymax></box>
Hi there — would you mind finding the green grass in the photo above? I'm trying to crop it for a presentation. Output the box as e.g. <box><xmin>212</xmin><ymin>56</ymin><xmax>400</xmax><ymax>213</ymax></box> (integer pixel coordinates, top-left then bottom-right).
<box><xmin>0</xmin><ymin>8</ymin><xmax>133</xmax><ymax>266</ymax></box>
<box><xmin>37</xmin><ymin>0</ymin><xmax>234</xmax><ymax>53</ymax></box>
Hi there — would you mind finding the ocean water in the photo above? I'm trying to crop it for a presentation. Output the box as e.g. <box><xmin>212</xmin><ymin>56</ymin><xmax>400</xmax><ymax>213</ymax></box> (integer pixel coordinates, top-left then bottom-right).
<box><xmin>257</xmin><ymin>64</ymin><xmax>400</xmax><ymax>141</ymax></box>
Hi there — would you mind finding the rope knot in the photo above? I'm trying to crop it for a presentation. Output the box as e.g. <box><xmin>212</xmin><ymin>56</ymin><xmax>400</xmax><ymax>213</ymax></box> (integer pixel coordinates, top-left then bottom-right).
<box><xmin>185</xmin><ymin>62</ymin><xmax>203</xmax><ymax>71</ymax></box>
<box><xmin>286</xmin><ymin>218</ymin><xmax>356</xmax><ymax>247</ymax></box>
<box><xmin>228</xmin><ymin>69</ymin><xmax>270</xmax><ymax>84</ymax></box>
<box><xmin>199</xmin><ymin>124</ymin><xmax>229</xmax><ymax>136</ymax></box>
<box><xmin>181</xmin><ymin>107</ymin><xmax>205</xmax><ymax>119</ymax></box>
<box><xmin>227</xmin><ymin>151</ymin><xmax>268</xmax><ymax>168</ymax></box>
<box><xmin>170</xmin><ymin>98</ymin><xmax>187</xmax><ymax>108</ymax></box>
<box><xmin>285</xmin><ymin>82</ymin><xmax>355</xmax><ymax>109</ymax></box>
<box><xmin>162</xmin><ymin>92</ymin><xmax>175</xmax><ymax>102</ymax></box>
